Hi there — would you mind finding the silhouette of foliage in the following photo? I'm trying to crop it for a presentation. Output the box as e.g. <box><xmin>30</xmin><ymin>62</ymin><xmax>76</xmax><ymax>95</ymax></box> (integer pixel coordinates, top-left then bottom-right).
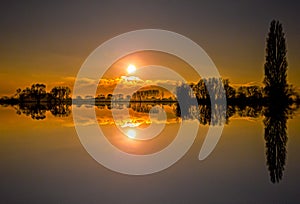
<box><xmin>17</xmin><ymin>103</ymin><xmax>47</xmax><ymax>120</ymax></box>
<box><xmin>264</xmin><ymin>20</ymin><xmax>289</xmax><ymax>103</ymax></box>
<box><xmin>18</xmin><ymin>83</ymin><xmax>46</xmax><ymax>103</ymax></box>
<box><xmin>49</xmin><ymin>86</ymin><xmax>71</xmax><ymax>102</ymax></box>
<box><xmin>0</xmin><ymin>84</ymin><xmax>72</xmax><ymax>119</ymax></box>
<box><xmin>223</xmin><ymin>79</ymin><xmax>236</xmax><ymax>100</ymax></box>
<box><xmin>263</xmin><ymin>103</ymin><xmax>288</xmax><ymax>183</ymax></box>
<box><xmin>0</xmin><ymin>20</ymin><xmax>299</xmax><ymax>185</ymax></box>
<box><xmin>261</xmin><ymin>20</ymin><xmax>295</xmax><ymax>183</ymax></box>
<box><xmin>50</xmin><ymin>104</ymin><xmax>71</xmax><ymax>117</ymax></box>
<box><xmin>14</xmin><ymin>102</ymin><xmax>71</xmax><ymax>120</ymax></box>
<box><xmin>192</xmin><ymin>78</ymin><xmax>227</xmax><ymax>103</ymax></box>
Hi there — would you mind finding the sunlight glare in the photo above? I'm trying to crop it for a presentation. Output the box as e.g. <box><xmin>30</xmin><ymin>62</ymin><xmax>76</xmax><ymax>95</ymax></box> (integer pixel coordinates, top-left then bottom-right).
<box><xmin>126</xmin><ymin>129</ymin><xmax>136</xmax><ymax>139</ymax></box>
<box><xmin>127</xmin><ymin>64</ymin><xmax>136</xmax><ymax>74</ymax></box>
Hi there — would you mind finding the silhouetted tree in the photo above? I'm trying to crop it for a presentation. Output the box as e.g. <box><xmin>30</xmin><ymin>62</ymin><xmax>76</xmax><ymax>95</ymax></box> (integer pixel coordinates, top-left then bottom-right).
<box><xmin>50</xmin><ymin>86</ymin><xmax>71</xmax><ymax>102</ymax></box>
<box><xmin>18</xmin><ymin>84</ymin><xmax>46</xmax><ymax>102</ymax></box>
<box><xmin>263</xmin><ymin>20</ymin><xmax>288</xmax><ymax>103</ymax></box>
<box><xmin>107</xmin><ymin>94</ymin><xmax>113</xmax><ymax>100</ymax></box>
<box><xmin>193</xmin><ymin>78</ymin><xmax>227</xmax><ymax>103</ymax></box>
<box><xmin>14</xmin><ymin>88</ymin><xmax>22</xmax><ymax>99</ymax></box>
<box><xmin>236</xmin><ymin>86</ymin><xmax>263</xmax><ymax>102</ymax></box>
<box><xmin>286</xmin><ymin>85</ymin><xmax>299</xmax><ymax>103</ymax></box>
<box><xmin>192</xmin><ymin>79</ymin><xmax>209</xmax><ymax>101</ymax></box>
<box><xmin>204</xmin><ymin>78</ymin><xmax>226</xmax><ymax>102</ymax></box>
<box><xmin>19</xmin><ymin>87</ymin><xmax>31</xmax><ymax>101</ymax></box>
<box><xmin>223</xmin><ymin>79</ymin><xmax>236</xmax><ymax>100</ymax></box>
<box><xmin>31</xmin><ymin>84</ymin><xmax>46</xmax><ymax>102</ymax></box>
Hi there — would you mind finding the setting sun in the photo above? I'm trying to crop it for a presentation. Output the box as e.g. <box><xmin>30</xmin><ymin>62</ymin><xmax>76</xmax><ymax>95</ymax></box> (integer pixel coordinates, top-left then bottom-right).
<box><xmin>127</xmin><ymin>64</ymin><xmax>136</xmax><ymax>74</ymax></box>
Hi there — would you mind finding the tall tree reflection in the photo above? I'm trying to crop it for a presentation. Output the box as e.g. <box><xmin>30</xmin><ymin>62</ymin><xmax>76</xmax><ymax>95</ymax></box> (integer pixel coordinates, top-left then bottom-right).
<box><xmin>263</xmin><ymin>104</ymin><xmax>288</xmax><ymax>183</ymax></box>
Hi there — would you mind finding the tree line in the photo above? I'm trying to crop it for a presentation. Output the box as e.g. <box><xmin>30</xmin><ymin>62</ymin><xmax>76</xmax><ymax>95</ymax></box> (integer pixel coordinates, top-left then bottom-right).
<box><xmin>175</xmin><ymin>77</ymin><xmax>299</xmax><ymax>106</ymax></box>
<box><xmin>0</xmin><ymin>84</ymin><xmax>71</xmax><ymax>105</ymax></box>
<box><xmin>177</xmin><ymin>20</ymin><xmax>299</xmax><ymax>106</ymax></box>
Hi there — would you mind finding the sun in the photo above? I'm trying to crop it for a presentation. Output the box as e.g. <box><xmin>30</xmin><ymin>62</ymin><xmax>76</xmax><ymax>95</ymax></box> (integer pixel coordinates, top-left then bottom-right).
<box><xmin>127</xmin><ymin>64</ymin><xmax>136</xmax><ymax>74</ymax></box>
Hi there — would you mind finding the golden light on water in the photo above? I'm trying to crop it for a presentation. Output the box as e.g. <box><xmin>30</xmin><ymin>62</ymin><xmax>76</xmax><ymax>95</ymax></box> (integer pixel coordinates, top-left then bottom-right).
<box><xmin>127</xmin><ymin>64</ymin><xmax>136</xmax><ymax>74</ymax></box>
<box><xmin>126</xmin><ymin>129</ymin><xmax>136</xmax><ymax>139</ymax></box>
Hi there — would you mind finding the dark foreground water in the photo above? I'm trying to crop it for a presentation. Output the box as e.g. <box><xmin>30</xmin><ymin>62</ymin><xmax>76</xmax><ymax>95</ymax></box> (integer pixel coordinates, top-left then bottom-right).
<box><xmin>0</xmin><ymin>103</ymin><xmax>299</xmax><ymax>203</ymax></box>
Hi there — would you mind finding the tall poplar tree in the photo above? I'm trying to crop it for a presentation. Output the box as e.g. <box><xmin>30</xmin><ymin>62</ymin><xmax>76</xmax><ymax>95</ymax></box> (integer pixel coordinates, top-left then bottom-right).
<box><xmin>264</xmin><ymin>20</ymin><xmax>288</xmax><ymax>102</ymax></box>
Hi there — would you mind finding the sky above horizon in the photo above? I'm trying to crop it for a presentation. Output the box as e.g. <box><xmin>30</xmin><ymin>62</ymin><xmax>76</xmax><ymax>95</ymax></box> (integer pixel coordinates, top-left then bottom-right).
<box><xmin>0</xmin><ymin>0</ymin><xmax>299</xmax><ymax>96</ymax></box>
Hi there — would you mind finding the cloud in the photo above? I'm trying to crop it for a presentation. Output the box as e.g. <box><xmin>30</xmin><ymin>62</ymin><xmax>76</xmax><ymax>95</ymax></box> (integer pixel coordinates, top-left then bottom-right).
<box><xmin>230</xmin><ymin>81</ymin><xmax>263</xmax><ymax>89</ymax></box>
<box><xmin>71</xmin><ymin>76</ymin><xmax>180</xmax><ymax>97</ymax></box>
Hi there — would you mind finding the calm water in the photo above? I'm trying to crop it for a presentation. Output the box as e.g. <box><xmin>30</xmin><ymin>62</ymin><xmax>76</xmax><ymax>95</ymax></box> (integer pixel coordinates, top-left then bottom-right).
<box><xmin>0</xmin><ymin>103</ymin><xmax>299</xmax><ymax>203</ymax></box>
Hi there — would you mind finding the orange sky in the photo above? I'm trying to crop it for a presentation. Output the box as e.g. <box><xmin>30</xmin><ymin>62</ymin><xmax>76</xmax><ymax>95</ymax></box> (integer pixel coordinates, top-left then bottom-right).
<box><xmin>0</xmin><ymin>1</ymin><xmax>299</xmax><ymax>96</ymax></box>
<box><xmin>0</xmin><ymin>47</ymin><xmax>298</xmax><ymax>97</ymax></box>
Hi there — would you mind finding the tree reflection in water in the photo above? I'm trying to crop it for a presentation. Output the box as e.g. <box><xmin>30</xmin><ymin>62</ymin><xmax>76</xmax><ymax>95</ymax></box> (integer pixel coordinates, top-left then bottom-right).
<box><xmin>15</xmin><ymin>103</ymin><xmax>71</xmax><ymax>120</ymax></box>
<box><xmin>263</xmin><ymin>103</ymin><xmax>298</xmax><ymax>183</ymax></box>
<box><xmin>263</xmin><ymin>104</ymin><xmax>288</xmax><ymax>183</ymax></box>
<box><xmin>1</xmin><ymin>99</ymin><xmax>299</xmax><ymax>183</ymax></box>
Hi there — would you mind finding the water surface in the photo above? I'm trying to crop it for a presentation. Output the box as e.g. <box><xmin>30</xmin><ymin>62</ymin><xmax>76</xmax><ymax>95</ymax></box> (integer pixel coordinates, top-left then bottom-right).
<box><xmin>0</xmin><ymin>103</ymin><xmax>299</xmax><ymax>203</ymax></box>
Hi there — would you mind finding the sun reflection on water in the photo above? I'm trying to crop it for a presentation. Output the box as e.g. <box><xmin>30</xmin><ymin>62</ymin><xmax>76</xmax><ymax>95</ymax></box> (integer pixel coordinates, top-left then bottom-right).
<box><xmin>126</xmin><ymin>129</ymin><xmax>136</xmax><ymax>139</ymax></box>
